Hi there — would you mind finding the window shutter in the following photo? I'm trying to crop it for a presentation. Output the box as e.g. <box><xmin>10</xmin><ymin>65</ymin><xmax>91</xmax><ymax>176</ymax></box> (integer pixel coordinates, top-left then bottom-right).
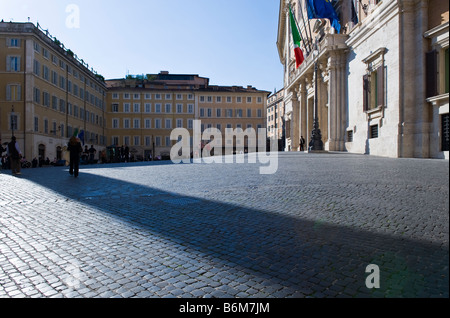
<box><xmin>363</xmin><ymin>74</ymin><xmax>369</xmax><ymax>111</ymax></box>
<box><xmin>6</xmin><ymin>57</ymin><xmax>11</xmax><ymax>72</ymax></box>
<box><xmin>426</xmin><ymin>50</ymin><xmax>438</xmax><ymax>98</ymax></box>
<box><xmin>6</xmin><ymin>85</ymin><xmax>11</xmax><ymax>101</ymax></box>
<box><xmin>377</xmin><ymin>65</ymin><xmax>384</xmax><ymax>107</ymax></box>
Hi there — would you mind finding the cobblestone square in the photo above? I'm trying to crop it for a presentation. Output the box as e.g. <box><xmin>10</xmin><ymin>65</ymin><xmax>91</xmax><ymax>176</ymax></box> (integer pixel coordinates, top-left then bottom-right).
<box><xmin>0</xmin><ymin>152</ymin><xmax>448</xmax><ymax>298</ymax></box>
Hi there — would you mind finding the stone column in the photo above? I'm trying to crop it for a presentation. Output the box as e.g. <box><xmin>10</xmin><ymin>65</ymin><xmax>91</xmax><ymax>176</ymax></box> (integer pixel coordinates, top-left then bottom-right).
<box><xmin>327</xmin><ymin>51</ymin><xmax>347</xmax><ymax>151</ymax></box>
<box><xmin>290</xmin><ymin>88</ymin><xmax>300</xmax><ymax>151</ymax></box>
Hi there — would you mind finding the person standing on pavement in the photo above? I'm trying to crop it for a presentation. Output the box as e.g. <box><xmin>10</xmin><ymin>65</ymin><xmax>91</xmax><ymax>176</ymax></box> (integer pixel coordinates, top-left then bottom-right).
<box><xmin>88</xmin><ymin>145</ymin><xmax>97</xmax><ymax>164</ymax></box>
<box><xmin>300</xmin><ymin>136</ymin><xmax>306</xmax><ymax>152</ymax></box>
<box><xmin>67</xmin><ymin>136</ymin><xmax>83</xmax><ymax>178</ymax></box>
<box><xmin>7</xmin><ymin>136</ymin><xmax>22</xmax><ymax>175</ymax></box>
<box><xmin>0</xmin><ymin>139</ymin><xmax>6</xmax><ymax>173</ymax></box>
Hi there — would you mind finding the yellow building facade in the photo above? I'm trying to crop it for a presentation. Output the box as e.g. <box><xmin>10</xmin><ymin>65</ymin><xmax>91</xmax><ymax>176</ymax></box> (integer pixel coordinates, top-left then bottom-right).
<box><xmin>0</xmin><ymin>22</ymin><xmax>106</xmax><ymax>162</ymax></box>
<box><xmin>1</xmin><ymin>23</ymin><xmax>269</xmax><ymax>163</ymax></box>
<box><xmin>106</xmin><ymin>73</ymin><xmax>269</xmax><ymax>159</ymax></box>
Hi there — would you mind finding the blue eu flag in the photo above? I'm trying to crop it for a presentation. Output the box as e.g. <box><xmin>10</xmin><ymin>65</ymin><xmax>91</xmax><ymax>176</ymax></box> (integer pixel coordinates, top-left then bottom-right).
<box><xmin>306</xmin><ymin>0</ymin><xmax>341</xmax><ymax>34</ymax></box>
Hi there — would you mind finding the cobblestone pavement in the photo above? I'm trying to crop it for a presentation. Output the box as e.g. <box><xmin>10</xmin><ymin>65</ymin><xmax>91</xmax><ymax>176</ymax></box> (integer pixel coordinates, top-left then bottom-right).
<box><xmin>0</xmin><ymin>152</ymin><xmax>448</xmax><ymax>298</ymax></box>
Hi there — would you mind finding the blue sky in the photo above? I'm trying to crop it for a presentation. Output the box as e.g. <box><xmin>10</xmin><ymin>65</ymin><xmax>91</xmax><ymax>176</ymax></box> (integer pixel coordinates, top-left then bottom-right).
<box><xmin>1</xmin><ymin>0</ymin><xmax>283</xmax><ymax>93</ymax></box>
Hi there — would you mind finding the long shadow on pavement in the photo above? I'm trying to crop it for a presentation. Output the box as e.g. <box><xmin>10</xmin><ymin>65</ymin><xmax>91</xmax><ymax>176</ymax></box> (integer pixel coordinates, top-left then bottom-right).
<box><xmin>18</xmin><ymin>161</ymin><xmax>450</xmax><ymax>298</ymax></box>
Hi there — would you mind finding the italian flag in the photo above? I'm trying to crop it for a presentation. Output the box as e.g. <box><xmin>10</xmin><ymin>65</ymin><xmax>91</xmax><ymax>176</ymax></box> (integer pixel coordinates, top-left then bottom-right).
<box><xmin>289</xmin><ymin>7</ymin><xmax>304</xmax><ymax>68</ymax></box>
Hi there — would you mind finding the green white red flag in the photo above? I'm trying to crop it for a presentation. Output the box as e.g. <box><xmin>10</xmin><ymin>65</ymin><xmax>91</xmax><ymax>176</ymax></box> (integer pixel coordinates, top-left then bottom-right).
<box><xmin>289</xmin><ymin>7</ymin><xmax>304</xmax><ymax>68</ymax></box>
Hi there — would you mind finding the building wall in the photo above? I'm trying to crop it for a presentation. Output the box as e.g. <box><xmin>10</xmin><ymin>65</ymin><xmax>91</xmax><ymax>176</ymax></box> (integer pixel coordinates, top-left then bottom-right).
<box><xmin>346</xmin><ymin>2</ymin><xmax>401</xmax><ymax>157</ymax></box>
<box><xmin>105</xmin><ymin>80</ymin><xmax>269</xmax><ymax>159</ymax></box>
<box><xmin>0</xmin><ymin>22</ymin><xmax>106</xmax><ymax>162</ymax></box>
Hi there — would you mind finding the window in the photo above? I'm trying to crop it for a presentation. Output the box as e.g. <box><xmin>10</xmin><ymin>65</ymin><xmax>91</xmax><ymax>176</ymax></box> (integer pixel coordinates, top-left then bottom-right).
<box><xmin>216</xmin><ymin>108</ymin><xmax>222</xmax><ymax>117</ymax></box>
<box><xmin>8</xmin><ymin>38</ymin><xmax>20</xmax><ymax>47</ymax></box>
<box><xmin>237</xmin><ymin>96</ymin><xmax>242</xmax><ymax>103</ymax></box>
<box><xmin>176</xmin><ymin>104</ymin><xmax>183</xmax><ymax>113</ymax></box>
<box><xmin>176</xmin><ymin>94</ymin><xmax>183</xmax><ymax>100</ymax></box>
<box><xmin>165</xmin><ymin>104</ymin><xmax>172</xmax><ymax>113</ymax></box>
<box><xmin>363</xmin><ymin>48</ymin><xmax>386</xmax><ymax>111</ymax></box>
<box><xmin>188</xmin><ymin>104</ymin><xmax>194</xmax><ymax>114</ymax></box>
<box><xmin>188</xmin><ymin>94</ymin><xmax>194</xmax><ymax>100</ymax></box>
<box><xmin>188</xmin><ymin>119</ymin><xmax>193</xmax><ymax>129</ymax></box>
<box><xmin>226</xmin><ymin>96</ymin><xmax>232</xmax><ymax>103</ymax></box>
<box><xmin>124</xmin><ymin>93</ymin><xmax>130</xmax><ymax>99</ymax></box>
<box><xmin>7</xmin><ymin>56</ymin><xmax>21</xmax><ymax>72</ymax></box>
<box><xmin>176</xmin><ymin>119</ymin><xmax>183</xmax><ymax>128</ymax></box>
<box><xmin>112</xmin><ymin>119</ymin><xmax>119</xmax><ymax>129</ymax></box>
<box><xmin>33</xmin><ymin>60</ymin><xmax>40</xmax><ymax>76</ymax></box>
<box><xmin>145</xmin><ymin>119</ymin><xmax>152</xmax><ymax>129</ymax></box>
<box><xmin>112</xmin><ymin>93</ymin><xmax>119</xmax><ymax>99</ymax></box>
<box><xmin>145</xmin><ymin>103</ymin><xmax>151</xmax><ymax>113</ymax></box>
<box><xmin>51</xmin><ymin>71</ymin><xmax>58</xmax><ymax>85</ymax></box>
<box><xmin>11</xmin><ymin>114</ymin><xmax>18</xmax><ymax>131</ymax></box>
<box><xmin>442</xmin><ymin>113</ymin><xmax>449</xmax><ymax>152</ymax></box>
<box><xmin>207</xmin><ymin>108</ymin><xmax>212</xmax><ymax>117</ymax></box>
<box><xmin>43</xmin><ymin>91</ymin><xmax>50</xmax><ymax>107</ymax></box>
<box><xmin>165</xmin><ymin>136</ymin><xmax>171</xmax><ymax>147</ymax></box>
<box><xmin>247</xmin><ymin>97</ymin><xmax>252</xmax><ymax>103</ymax></box>
<box><xmin>257</xmin><ymin>109</ymin><xmax>262</xmax><ymax>117</ymax></box>
<box><xmin>134</xmin><ymin>119</ymin><xmax>140</xmax><ymax>129</ymax></box>
<box><xmin>124</xmin><ymin>103</ymin><xmax>130</xmax><ymax>113</ymax></box>
<box><xmin>34</xmin><ymin>87</ymin><xmax>41</xmax><ymax>104</ymax></box>
<box><xmin>133</xmin><ymin>93</ymin><xmax>140</xmax><ymax>99</ymax></box>
<box><xmin>247</xmin><ymin>109</ymin><xmax>252</xmax><ymax>118</ymax></box>
<box><xmin>59</xmin><ymin>100</ymin><xmax>65</xmax><ymax>113</ymax></box>
<box><xmin>216</xmin><ymin>96</ymin><xmax>222</xmax><ymax>103</ymax></box>
<box><xmin>257</xmin><ymin>97</ymin><xmax>262</xmax><ymax>103</ymax></box>
<box><xmin>112</xmin><ymin>104</ymin><xmax>119</xmax><ymax>112</ymax></box>
<box><xmin>134</xmin><ymin>136</ymin><xmax>140</xmax><ymax>146</ymax></box>
<box><xmin>200</xmin><ymin>96</ymin><xmax>205</xmax><ymax>102</ymax></box>
<box><xmin>347</xmin><ymin>130</ymin><xmax>353</xmax><ymax>142</ymax></box>
<box><xmin>6</xmin><ymin>84</ymin><xmax>21</xmax><ymax>101</ymax></box>
<box><xmin>165</xmin><ymin>94</ymin><xmax>172</xmax><ymax>100</ymax></box>
<box><xmin>155</xmin><ymin>119</ymin><xmax>161</xmax><ymax>129</ymax></box>
<box><xmin>236</xmin><ymin>109</ymin><xmax>243</xmax><ymax>117</ymax></box>
<box><xmin>124</xmin><ymin>119</ymin><xmax>130</xmax><ymax>129</ymax></box>
<box><xmin>155</xmin><ymin>104</ymin><xmax>161</xmax><ymax>113</ymax></box>
<box><xmin>207</xmin><ymin>96</ymin><xmax>212</xmax><ymax>103</ymax></box>
<box><xmin>155</xmin><ymin>136</ymin><xmax>161</xmax><ymax>146</ymax></box>
<box><xmin>34</xmin><ymin>117</ymin><xmax>39</xmax><ymax>132</ymax></box>
<box><xmin>165</xmin><ymin>119</ymin><xmax>172</xmax><ymax>129</ymax></box>
<box><xmin>134</xmin><ymin>103</ymin><xmax>140</xmax><ymax>113</ymax></box>
<box><xmin>155</xmin><ymin>94</ymin><xmax>161</xmax><ymax>100</ymax></box>
<box><xmin>369</xmin><ymin>124</ymin><xmax>379</xmax><ymax>139</ymax></box>
<box><xmin>226</xmin><ymin>109</ymin><xmax>233</xmax><ymax>117</ymax></box>
<box><xmin>200</xmin><ymin>108</ymin><xmax>205</xmax><ymax>117</ymax></box>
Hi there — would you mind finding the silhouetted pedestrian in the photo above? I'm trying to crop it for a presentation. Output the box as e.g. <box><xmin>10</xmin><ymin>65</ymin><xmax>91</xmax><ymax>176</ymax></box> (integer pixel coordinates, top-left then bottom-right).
<box><xmin>68</xmin><ymin>136</ymin><xmax>83</xmax><ymax>178</ymax></box>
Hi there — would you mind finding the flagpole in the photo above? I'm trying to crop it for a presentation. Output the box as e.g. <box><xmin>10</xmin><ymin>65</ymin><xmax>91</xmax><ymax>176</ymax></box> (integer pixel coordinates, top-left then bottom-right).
<box><xmin>304</xmin><ymin>0</ymin><xmax>315</xmax><ymax>55</ymax></box>
<box><xmin>297</xmin><ymin>0</ymin><xmax>313</xmax><ymax>54</ymax></box>
<box><xmin>289</xmin><ymin>3</ymin><xmax>310</xmax><ymax>55</ymax></box>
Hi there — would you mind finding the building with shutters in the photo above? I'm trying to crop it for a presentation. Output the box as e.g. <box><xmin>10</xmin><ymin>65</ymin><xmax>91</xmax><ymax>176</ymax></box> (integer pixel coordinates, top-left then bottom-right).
<box><xmin>277</xmin><ymin>0</ymin><xmax>449</xmax><ymax>159</ymax></box>
<box><xmin>0</xmin><ymin>21</ymin><xmax>107</xmax><ymax>162</ymax></box>
<box><xmin>106</xmin><ymin>73</ymin><xmax>269</xmax><ymax>160</ymax></box>
<box><xmin>1</xmin><ymin>22</ymin><xmax>269</xmax><ymax>162</ymax></box>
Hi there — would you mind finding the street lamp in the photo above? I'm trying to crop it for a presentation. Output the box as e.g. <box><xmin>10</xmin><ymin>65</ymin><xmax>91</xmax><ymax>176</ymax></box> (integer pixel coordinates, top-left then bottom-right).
<box><xmin>308</xmin><ymin>37</ymin><xmax>324</xmax><ymax>151</ymax></box>
<box><xmin>11</xmin><ymin>105</ymin><xmax>15</xmax><ymax>137</ymax></box>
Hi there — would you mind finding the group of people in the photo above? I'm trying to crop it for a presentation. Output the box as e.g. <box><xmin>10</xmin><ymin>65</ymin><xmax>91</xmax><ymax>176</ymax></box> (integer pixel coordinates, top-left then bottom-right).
<box><xmin>0</xmin><ymin>134</ymin><xmax>97</xmax><ymax>178</ymax></box>
<box><xmin>0</xmin><ymin>136</ymin><xmax>23</xmax><ymax>175</ymax></box>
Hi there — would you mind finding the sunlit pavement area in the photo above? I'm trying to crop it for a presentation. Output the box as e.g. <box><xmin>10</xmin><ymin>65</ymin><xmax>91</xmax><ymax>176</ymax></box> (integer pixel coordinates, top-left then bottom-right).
<box><xmin>0</xmin><ymin>152</ymin><xmax>448</xmax><ymax>298</ymax></box>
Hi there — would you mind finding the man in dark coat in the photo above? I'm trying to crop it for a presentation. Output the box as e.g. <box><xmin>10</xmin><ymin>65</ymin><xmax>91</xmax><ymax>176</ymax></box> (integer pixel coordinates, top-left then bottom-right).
<box><xmin>67</xmin><ymin>136</ymin><xmax>83</xmax><ymax>177</ymax></box>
